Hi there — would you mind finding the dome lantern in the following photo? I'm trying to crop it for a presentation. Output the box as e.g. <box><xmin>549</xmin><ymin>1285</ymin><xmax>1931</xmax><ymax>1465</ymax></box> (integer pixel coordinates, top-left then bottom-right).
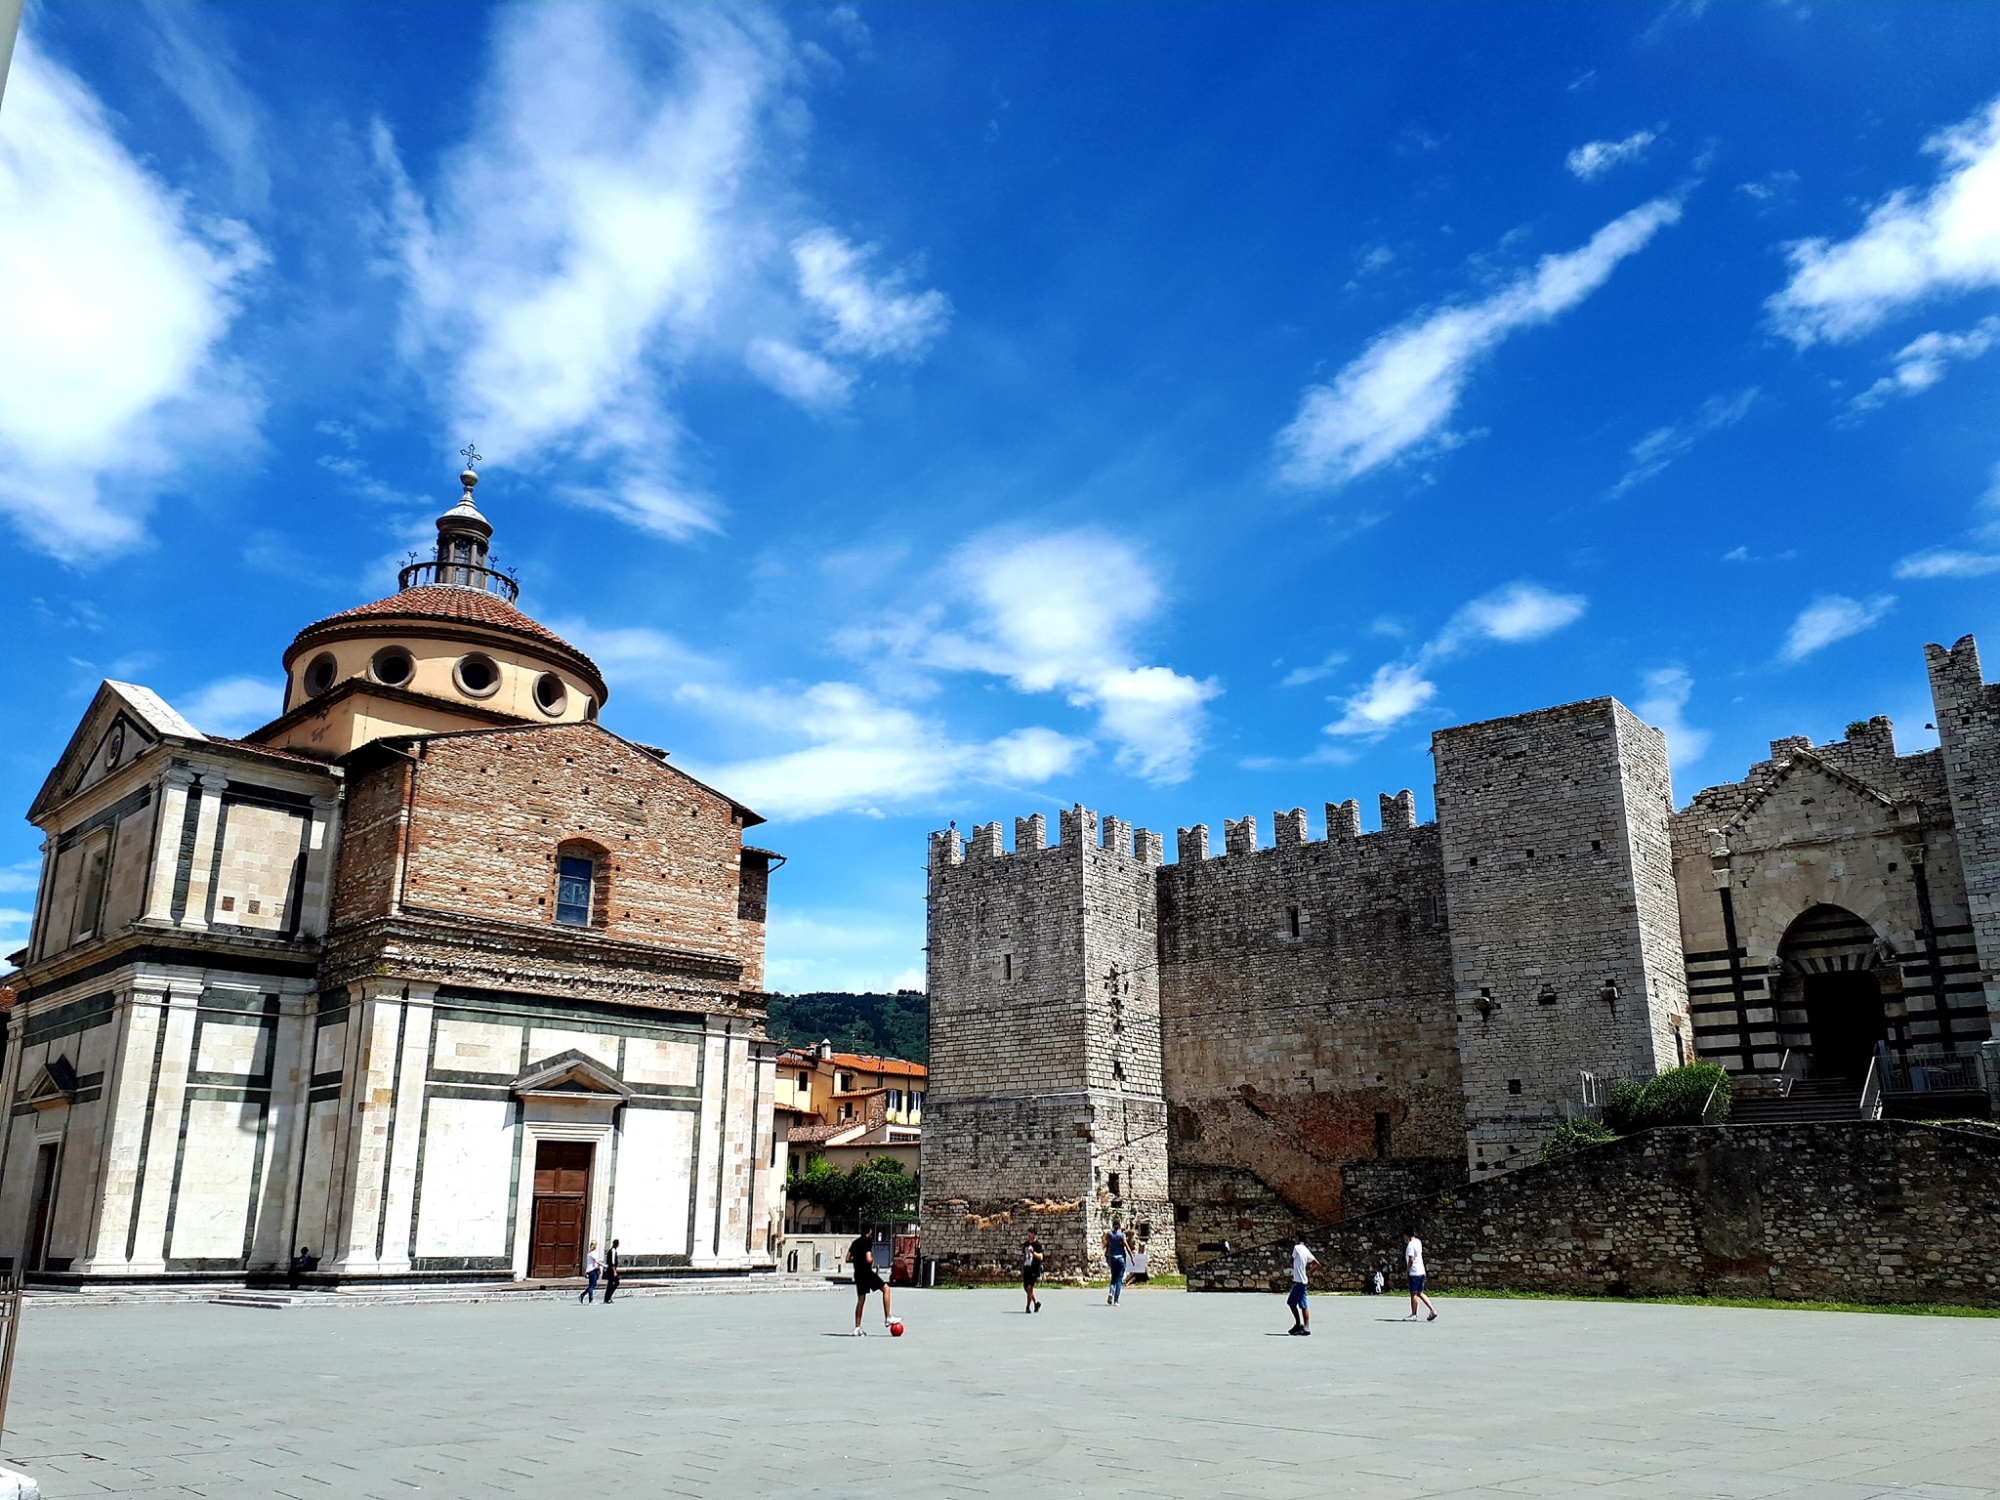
<box><xmin>397</xmin><ymin>444</ymin><xmax>519</xmax><ymax>602</ymax></box>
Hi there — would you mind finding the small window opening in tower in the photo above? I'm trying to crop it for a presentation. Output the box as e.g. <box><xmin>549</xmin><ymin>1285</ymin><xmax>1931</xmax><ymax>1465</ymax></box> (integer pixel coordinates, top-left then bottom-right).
<box><xmin>1373</xmin><ymin>1111</ymin><xmax>1391</xmax><ymax>1159</ymax></box>
<box><xmin>555</xmin><ymin>854</ymin><xmax>595</xmax><ymax>927</ymax></box>
<box><xmin>1287</xmin><ymin>905</ymin><xmax>1301</xmax><ymax>938</ymax></box>
<box><xmin>1003</xmin><ymin>953</ymin><xmax>1013</xmax><ymax>981</ymax></box>
<box><xmin>1108</xmin><ymin>1171</ymin><xmax>1120</xmax><ymax>1200</ymax></box>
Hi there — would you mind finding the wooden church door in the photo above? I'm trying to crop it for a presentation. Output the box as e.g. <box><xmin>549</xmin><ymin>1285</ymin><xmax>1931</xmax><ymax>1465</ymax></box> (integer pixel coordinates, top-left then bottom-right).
<box><xmin>528</xmin><ymin>1140</ymin><xmax>592</xmax><ymax>1278</ymax></box>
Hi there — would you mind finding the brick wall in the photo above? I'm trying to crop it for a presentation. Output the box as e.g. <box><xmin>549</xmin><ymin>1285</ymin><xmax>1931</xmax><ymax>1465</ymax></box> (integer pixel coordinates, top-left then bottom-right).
<box><xmin>331</xmin><ymin>724</ymin><xmax>766</xmax><ymax>991</ymax></box>
<box><xmin>1188</xmin><ymin>1120</ymin><xmax>2000</xmax><ymax>1308</ymax></box>
<box><xmin>1158</xmin><ymin>808</ymin><xmax>1463</xmax><ymax>1253</ymax></box>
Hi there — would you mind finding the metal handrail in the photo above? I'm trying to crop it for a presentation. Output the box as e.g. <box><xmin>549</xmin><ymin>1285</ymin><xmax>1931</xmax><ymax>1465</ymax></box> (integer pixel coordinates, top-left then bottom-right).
<box><xmin>396</xmin><ymin>557</ymin><xmax>520</xmax><ymax>601</ymax></box>
<box><xmin>1858</xmin><ymin>1054</ymin><xmax>1883</xmax><ymax>1121</ymax></box>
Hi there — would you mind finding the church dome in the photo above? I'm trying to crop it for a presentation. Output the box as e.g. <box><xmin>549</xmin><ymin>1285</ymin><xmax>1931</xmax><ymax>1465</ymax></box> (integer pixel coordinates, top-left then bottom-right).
<box><xmin>276</xmin><ymin>458</ymin><xmax>609</xmax><ymax>726</ymax></box>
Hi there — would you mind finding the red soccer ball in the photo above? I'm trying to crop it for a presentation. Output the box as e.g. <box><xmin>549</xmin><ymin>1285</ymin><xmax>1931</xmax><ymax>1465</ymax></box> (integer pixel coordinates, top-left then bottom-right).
<box><xmin>889</xmin><ymin>1320</ymin><xmax>905</xmax><ymax>1337</ymax></box>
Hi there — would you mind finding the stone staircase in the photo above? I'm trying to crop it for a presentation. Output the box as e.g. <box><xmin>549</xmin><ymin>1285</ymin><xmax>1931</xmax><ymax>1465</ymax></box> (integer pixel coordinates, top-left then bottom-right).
<box><xmin>1727</xmin><ymin>1078</ymin><xmax>1864</xmax><ymax>1125</ymax></box>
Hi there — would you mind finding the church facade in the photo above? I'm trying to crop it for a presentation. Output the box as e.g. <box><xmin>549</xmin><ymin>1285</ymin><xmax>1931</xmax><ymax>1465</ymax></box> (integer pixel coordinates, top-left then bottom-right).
<box><xmin>2</xmin><ymin>463</ymin><xmax>783</xmax><ymax>1283</ymax></box>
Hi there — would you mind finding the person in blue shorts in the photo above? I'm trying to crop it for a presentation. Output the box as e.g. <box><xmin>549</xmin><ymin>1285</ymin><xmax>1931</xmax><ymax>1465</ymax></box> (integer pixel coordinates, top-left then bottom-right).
<box><xmin>1404</xmin><ymin>1228</ymin><xmax>1437</xmax><ymax>1321</ymax></box>
<box><xmin>1287</xmin><ymin>1234</ymin><xmax>1317</xmax><ymax>1335</ymax></box>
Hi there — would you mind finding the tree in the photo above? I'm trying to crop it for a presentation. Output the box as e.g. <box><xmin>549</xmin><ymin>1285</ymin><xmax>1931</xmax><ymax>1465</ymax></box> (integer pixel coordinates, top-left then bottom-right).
<box><xmin>788</xmin><ymin>1155</ymin><xmax>919</xmax><ymax>1226</ymax></box>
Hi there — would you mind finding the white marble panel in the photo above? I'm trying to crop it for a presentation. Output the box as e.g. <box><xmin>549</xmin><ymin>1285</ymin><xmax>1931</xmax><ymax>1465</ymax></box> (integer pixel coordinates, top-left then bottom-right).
<box><xmin>623</xmin><ymin>1037</ymin><xmax>700</xmax><ymax>1087</ymax></box>
<box><xmin>610</xmin><ymin>1108</ymin><xmax>695</xmax><ymax>1256</ymax></box>
<box><xmin>413</xmin><ymin>1096</ymin><xmax>516</xmax><ymax>1258</ymax></box>
<box><xmin>168</xmin><ymin>1098</ymin><xmax>264</xmax><ymax>1259</ymax></box>
<box><xmin>527</xmin><ymin>1028</ymin><xmax>618</xmax><ymax>1069</ymax></box>
<box><xmin>312</xmin><ymin>1022</ymin><xmax>347</xmax><ymax>1076</ymax></box>
<box><xmin>196</xmin><ymin>1022</ymin><xmax>268</xmax><ymax>1077</ymax></box>
<box><xmin>293</xmin><ymin>1098</ymin><xmax>342</xmax><ymax>1255</ymax></box>
<box><xmin>434</xmin><ymin>1019</ymin><xmax>521</xmax><ymax>1074</ymax></box>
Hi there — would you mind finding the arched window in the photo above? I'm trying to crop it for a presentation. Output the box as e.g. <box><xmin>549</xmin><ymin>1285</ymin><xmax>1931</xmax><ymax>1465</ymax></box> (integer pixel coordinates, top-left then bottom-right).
<box><xmin>554</xmin><ymin>839</ymin><xmax>609</xmax><ymax>928</ymax></box>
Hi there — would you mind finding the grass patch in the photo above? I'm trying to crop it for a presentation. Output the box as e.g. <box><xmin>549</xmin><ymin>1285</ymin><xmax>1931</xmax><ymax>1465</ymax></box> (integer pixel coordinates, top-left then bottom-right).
<box><xmin>1436</xmin><ymin>1286</ymin><xmax>2000</xmax><ymax>1318</ymax></box>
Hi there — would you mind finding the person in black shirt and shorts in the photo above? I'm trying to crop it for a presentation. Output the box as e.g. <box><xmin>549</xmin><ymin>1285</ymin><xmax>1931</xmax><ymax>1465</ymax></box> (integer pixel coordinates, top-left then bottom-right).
<box><xmin>849</xmin><ymin>1231</ymin><xmax>892</xmax><ymax>1335</ymax></box>
<box><xmin>1022</xmin><ymin>1228</ymin><xmax>1045</xmax><ymax>1313</ymax></box>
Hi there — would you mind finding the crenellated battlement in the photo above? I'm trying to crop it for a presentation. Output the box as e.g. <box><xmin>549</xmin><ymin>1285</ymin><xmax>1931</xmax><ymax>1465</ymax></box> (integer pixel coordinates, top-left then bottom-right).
<box><xmin>1169</xmin><ymin>789</ymin><xmax>1428</xmax><ymax>863</ymax></box>
<box><xmin>929</xmin><ymin>803</ymin><xmax>1165</xmax><ymax>868</ymax></box>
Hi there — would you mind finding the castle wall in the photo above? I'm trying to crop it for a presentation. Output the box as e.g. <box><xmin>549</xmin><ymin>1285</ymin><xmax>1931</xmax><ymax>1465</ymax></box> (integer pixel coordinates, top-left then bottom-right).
<box><xmin>1435</xmin><ymin>698</ymin><xmax>1687</xmax><ymax>1177</ymax></box>
<box><xmin>1157</xmin><ymin>804</ymin><xmax>1463</xmax><ymax>1256</ymax></box>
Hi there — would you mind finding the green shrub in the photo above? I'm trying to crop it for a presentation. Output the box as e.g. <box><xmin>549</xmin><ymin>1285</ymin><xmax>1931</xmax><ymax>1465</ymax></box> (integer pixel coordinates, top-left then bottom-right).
<box><xmin>1602</xmin><ymin>1078</ymin><xmax>1647</xmax><ymax>1134</ymax></box>
<box><xmin>1540</xmin><ymin>1117</ymin><xmax>1619</xmax><ymax>1162</ymax></box>
<box><xmin>1639</xmin><ymin>1062</ymin><xmax>1731</xmax><ymax>1126</ymax></box>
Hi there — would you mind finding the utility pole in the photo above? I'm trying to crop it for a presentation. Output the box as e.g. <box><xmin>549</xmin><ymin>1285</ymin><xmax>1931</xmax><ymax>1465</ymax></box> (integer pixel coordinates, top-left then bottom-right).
<box><xmin>0</xmin><ymin>0</ymin><xmax>21</xmax><ymax>112</ymax></box>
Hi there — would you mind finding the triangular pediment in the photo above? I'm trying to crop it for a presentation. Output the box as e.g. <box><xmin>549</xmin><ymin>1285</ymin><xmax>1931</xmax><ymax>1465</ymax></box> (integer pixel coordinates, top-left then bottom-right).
<box><xmin>510</xmin><ymin>1049</ymin><xmax>632</xmax><ymax>1099</ymax></box>
<box><xmin>1724</xmin><ymin>750</ymin><xmax>1906</xmax><ymax>848</ymax></box>
<box><xmin>30</xmin><ymin>680</ymin><xmax>205</xmax><ymax>822</ymax></box>
<box><xmin>24</xmin><ymin>1054</ymin><xmax>79</xmax><ymax>1110</ymax></box>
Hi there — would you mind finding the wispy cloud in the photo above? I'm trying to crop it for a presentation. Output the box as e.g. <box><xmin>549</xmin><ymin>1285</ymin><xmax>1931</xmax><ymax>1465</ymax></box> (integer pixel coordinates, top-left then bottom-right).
<box><xmin>0</xmin><ymin>38</ymin><xmax>262</xmax><ymax>560</ymax></box>
<box><xmin>179</xmin><ymin>675</ymin><xmax>281</xmax><ymax>736</ymax></box>
<box><xmin>1849</xmin><ymin>318</ymin><xmax>2000</xmax><ymax>410</ymax></box>
<box><xmin>1770</xmin><ymin>93</ymin><xmax>2000</xmax><ymax>345</ymax></box>
<box><xmin>897</xmin><ymin>530</ymin><xmax>1219</xmax><ymax>784</ymax></box>
<box><xmin>1279</xmin><ymin>650</ymin><xmax>1350</xmax><ymax>688</ymax></box>
<box><xmin>1566</xmin><ymin>131</ymin><xmax>1657</xmax><ymax>181</ymax></box>
<box><xmin>1893</xmin><ymin>461</ymin><xmax>2000</xmax><ymax>578</ymax></box>
<box><xmin>1276</xmin><ymin>196</ymin><xmax>1683</xmax><ymax>489</ymax></box>
<box><xmin>382</xmin><ymin>7</ymin><xmax>947</xmax><ymax>540</ymax></box>
<box><xmin>1326</xmin><ymin>582</ymin><xmax>1586</xmax><ymax>737</ymax></box>
<box><xmin>1635</xmin><ymin>666</ymin><xmax>1710</xmax><ymax>770</ymax></box>
<box><xmin>1780</xmin><ymin>594</ymin><xmax>1895</xmax><ymax>662</ymax></box>
<box><xmin>1612</xmin><ymin>388</ymin><xmax>1757</xmax><ymax>494</ymax></box>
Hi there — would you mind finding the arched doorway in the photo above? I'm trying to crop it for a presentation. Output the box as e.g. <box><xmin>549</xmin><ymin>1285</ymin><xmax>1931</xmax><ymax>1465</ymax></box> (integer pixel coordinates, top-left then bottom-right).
<box><xmin>1776</xmin><ymin>905</ymin><xmax>1891</xmax><ymax>1082</ymax></box>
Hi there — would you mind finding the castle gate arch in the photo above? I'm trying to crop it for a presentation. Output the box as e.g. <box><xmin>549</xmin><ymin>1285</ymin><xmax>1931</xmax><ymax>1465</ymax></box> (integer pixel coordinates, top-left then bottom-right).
<box><xmin>1776</xmin><ymin>905</ymin><xmax>1893</xmax><ymax>1082</ymax></box>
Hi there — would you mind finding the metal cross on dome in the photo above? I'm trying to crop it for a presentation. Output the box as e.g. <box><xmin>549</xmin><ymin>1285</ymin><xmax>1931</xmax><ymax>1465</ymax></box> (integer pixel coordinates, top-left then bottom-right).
<box><xmin>461</xmin><ymin>442</ymin><xmax>481</xmax><ymax>469</ymax></box>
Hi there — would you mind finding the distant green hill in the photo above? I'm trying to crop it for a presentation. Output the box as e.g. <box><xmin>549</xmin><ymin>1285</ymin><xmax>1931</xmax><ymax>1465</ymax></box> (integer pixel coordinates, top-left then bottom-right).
<box><xmin>765</xmin><ymin>990</ymin><xmax>929</xmax><ymax>1065</ymax></box>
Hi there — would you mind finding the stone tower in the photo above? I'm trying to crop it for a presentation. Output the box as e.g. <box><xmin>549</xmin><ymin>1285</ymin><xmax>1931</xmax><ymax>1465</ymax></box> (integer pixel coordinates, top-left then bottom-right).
<box><xmin>919</xmin><ymin>806</ymin><xmax>1177</xmax><ymax>1278</ymax></box>
<box><xmin>1925</xmin><ymin>635</ymin><xmax>2000</xmax><ymax>1039</ymax></box>
<box><xmin>1434</xmin><ymin>698</ymin><xmax>1688</xmax><ymax>1176</ymax></box>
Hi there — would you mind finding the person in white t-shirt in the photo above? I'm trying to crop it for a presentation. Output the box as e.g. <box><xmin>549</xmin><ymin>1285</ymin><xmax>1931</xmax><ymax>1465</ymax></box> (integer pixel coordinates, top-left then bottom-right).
<box><xmin>1404</xmin><ymin>1229</ymin><xmax>1436</xmax><ymax>1321</ymax></box>
<box><xmin>1286</xmin><ymin>1234</ymin><xmax>1318</xmax><ymax>1336</ymax></box>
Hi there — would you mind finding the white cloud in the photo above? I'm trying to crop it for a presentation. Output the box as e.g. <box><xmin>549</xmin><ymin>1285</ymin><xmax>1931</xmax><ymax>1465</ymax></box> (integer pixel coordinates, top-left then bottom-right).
<box><xmin>1325</xmin><ymin>662</ymin><xmax>1438</xmax><ymax>737</ymax></box>
<box><xmin>1276</xmin><ymin>196</ymin><xmax>1683</xmax><ymax>488</ymax></box>
<box><xmin>1892</xmin><ymin>460</ymin><xmax>2000</xmax><ymax>578</ymax></box>
<box><xmin>792</xmin><ymin>229</ymin><xmax>950</xmax><ymax>359</ymax></box>
<box><xmin>1326</xmin><ymin>582</ymin><xmax>1586</xmax><ymax>738</ymax></box>
<box><xmin>384</xmin><ymin>7</ymin><xmax>946</xmax><ymax>538</ymax></box>
<box><xmin>1850</xmin><ymin>317</ymin><xmax>2000</xmax><ymax>409</ymax></box>
<box><xmin>1770</xmin><ymin>93</ymin><xmax>2000</xmax><ymax>345</ymax></box>
<box><xmin>1280</xmin><ymin>650</ymin><xmax>1350</xmax><ymax>688</ymax></box>
<box><xmin>744</xmin><ymin>337</ymin><xmax>854</xmax><ymax>411</ymax></box>
<box><xmin>764</xmin><ymin>909</ymin><xmax>925</xmax><ymax>997</ymax></box>
<box><xmin>683</xmin><ymin>681</ymin><xmax>1087</xmax><ymax>820</ymax></box>
<box><xmin>908</xmin><ymin>531</ymin><xmax>1218</xmax><ymax>783</ymax></box>
<box><xmin>1613</xmin><ymin>388</ymin><xmax>1758</xmax><ymax>494</ymax></box>
<box><xmin>1780</xmin><ymin>594</ymin><xmax>1895</xmax><ymax>662</ymax></box>
<box><xmin>180</xmin><ymin>675</ymin><xmax>281</xmax><ymax>736</ymax></box>
<box><xmin>1895</xmin><ymin>549</ymin><xmax>2000</xmax><ymax>579</ymax></box>
<box><xmin>1566</xmin><ymin>131</ymin><xmax>1657</xmax><ymax>182</ymax></box>
<box><xmin>0</xmin><ymin>39</ymin><xmax>262</xmax><ymax>560</ymax></box>
<box><xmin>1635</xmin><ymin>666</ymin><xmax>1711</xmax><ymax>770</ymax></box>
<box><xmin>1435</xmin><ymin>582</ymin><xmax>1588</xmax><ymax>650</ymax></box>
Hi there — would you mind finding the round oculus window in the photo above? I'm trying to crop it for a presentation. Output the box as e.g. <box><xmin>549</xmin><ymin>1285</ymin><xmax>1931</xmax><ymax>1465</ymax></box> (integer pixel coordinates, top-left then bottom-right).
<box><xmin>533</xmin><ymin>671</ymin><xmax>568</xmax><ymax>715</ymax></box>
<box><xmin>454</xmin><ymin>653</ymin><xmax>501</xmax><ymax>698</ymax></box>
<box><xmin>370</xmin><ymin>647</ymin><xmax>415</xmax><ymax>687</ymax></box>
<box><xmin>304</xmin><ymin>652</ymin><xmax>338</xmax><ymax>697</ymax></box>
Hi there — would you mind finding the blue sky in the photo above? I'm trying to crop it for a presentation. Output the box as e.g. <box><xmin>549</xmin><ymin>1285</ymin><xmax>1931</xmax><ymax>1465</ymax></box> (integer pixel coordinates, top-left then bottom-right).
<box><xmin>5</xmin><ymin>2</ymin><xmax>2000</xmax><ymax>990</ymax></box>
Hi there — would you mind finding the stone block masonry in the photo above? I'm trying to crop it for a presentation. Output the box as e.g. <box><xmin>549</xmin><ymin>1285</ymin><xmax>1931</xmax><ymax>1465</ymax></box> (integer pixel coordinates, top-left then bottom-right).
<box><xmin>1189</xmin><ymin>1120</ymin><xmax>2000</xmax><ymax>1310</ymax></box>
<box><xmin>920</xmin><ymin>807</ymin><xmax>1175</xmax><ymax>1279</ymax></box>
<box><xmin>1435</xmin><ymin>698</ymin><xmax>1687</xmax><ymax>1178</ymax></box>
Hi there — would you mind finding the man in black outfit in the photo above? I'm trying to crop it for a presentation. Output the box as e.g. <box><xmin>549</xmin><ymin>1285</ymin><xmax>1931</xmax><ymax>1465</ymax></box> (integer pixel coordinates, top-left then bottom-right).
<box><xmin>1022</xmin><ymin>1228</ymin><xmax>1045</xmax><ymax>1313</ymax></box>
<box><xmin>602</xmin><ymin>1238</ymin><xmax>620</xmax><ymax>1303</ymax></box>
<box><xmin>849</xmin><ymin>1231</ymin><xmax>892</xmax><ymax>1335</ymax></box>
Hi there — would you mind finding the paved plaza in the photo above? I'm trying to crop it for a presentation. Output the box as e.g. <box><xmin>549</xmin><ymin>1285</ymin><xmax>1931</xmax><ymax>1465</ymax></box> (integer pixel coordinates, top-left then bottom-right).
<box><xmin>5</xmin><ymin>1284</ymin><xmax>1999</xmax><ymax>1498</ymax></box>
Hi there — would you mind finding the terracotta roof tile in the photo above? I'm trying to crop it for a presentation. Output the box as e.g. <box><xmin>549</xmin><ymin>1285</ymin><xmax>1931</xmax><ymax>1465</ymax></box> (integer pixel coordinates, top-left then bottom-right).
<box><xmin>286</xmin><ymin>585</ymin><xmax>605</xmax><ymax>696</ymax></box>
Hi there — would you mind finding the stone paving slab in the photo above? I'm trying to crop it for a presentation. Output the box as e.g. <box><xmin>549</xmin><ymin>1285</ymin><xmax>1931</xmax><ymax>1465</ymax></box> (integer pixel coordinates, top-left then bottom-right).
<box><xmin>3</xmin><ymin>1288</ymin><xmax>1998</xmax><ymax>1498</ymax></box>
